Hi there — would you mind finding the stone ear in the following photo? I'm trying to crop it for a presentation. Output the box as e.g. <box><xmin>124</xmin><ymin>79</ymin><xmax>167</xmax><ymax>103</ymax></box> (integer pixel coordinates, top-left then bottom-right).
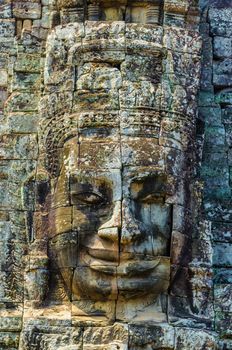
<box><xmin>22</xmin><ymin>169</ymin><xmax>50</xmax><ymax>209</ymax></box>
<box><xmin>22</xmin><ymin>170</ymin><xmax>51</xmax><ymax>243</ymax></box>
<box><xmin>22</xmin><ymin>170</ymin><xmax>50</xmax><ymax>305</ymax></box>
<box><xmin>24</xmin><ymin>239</ymin><xmax>49</xmax><ymax>306</ymax></box>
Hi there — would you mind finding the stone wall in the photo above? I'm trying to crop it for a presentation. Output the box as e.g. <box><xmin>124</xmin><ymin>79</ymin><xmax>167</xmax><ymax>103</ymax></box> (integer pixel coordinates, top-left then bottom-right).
<box><xmin>0</xmin><ymin>0</ymin><xmax>231</xmax><ymax>349</ymax></box>
<box><xmin>198</xmin><ymin>0</ymin><xmax>232</xmax><ymax>348</ymax></box>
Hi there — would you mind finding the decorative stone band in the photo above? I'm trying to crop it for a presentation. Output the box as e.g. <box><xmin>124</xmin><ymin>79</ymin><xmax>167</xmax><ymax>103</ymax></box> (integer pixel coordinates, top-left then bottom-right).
<box><xmin>40</xmin><ymin>109</ymin><xmax>195</xmax><ymax>176</ymax></box>
<box><xmin>73</xmin><ymin>37</ymin><xmax>166</xmax><ymax>59</ymax></box>
<box><xmin>55</xmin><ymin>0</ymin><xmax>198</xmax><ymax>27</ymax></box>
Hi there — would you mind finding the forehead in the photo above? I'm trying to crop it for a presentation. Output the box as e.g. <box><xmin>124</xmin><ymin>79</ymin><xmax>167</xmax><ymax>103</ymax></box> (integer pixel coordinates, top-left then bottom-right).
<box><xmin>62</xmin><ymin>134</ymin><xmax>183</xmax><ymax>176</ymax></box>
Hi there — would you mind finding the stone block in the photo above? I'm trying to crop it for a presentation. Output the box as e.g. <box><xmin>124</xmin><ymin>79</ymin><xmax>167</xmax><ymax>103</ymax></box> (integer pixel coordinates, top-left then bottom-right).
<box><xmin>129</xmin><ymin>323</ymin><xmax>175</xmax><ymax>350</ymax></box>
<box><xmin>212</xmin><ymin>221</ymin><xmax>232</xmax><ymax>243</ymax></box>
<box><xmin>60</xmin><ymin>8</ymin><xmax>84</xmax><ymax>25</ymax></box>
<box><xmin>214</xmin><ymin>268</ymin><xmax>232</xmax><ymax>284</ymax></box>
<box><xmin>0</xmin><ymin>270</ymin><xmax>24</xmax><ymax>303</ymax></box>
<box><xmin>0</xmin><ymin>53</ymin><xmax>8</xmax><ymax>68</ymax></box>
<box><xmin>175</xmin><ymin>328</ymin><xmax>217</xmax><ymax>350</ymax></box>
<box><xmin>48</xmin><ymin>207</ymin><xmax>72</xmax><ymax>238</ymax></box>
<box><xmin>79</xmin><ymin>141</ymin><xmax>121</xmax><ymax>169</ymax></box>
<box><xmin>120</xmin><ymin>80</ymin><xmax>160</xmax><ymax>110</ymax></box>
<box><xmin>0</xmin><ymin>211</ymin><xmax>26</xmax><ymax>243</ymax></box>
<box><xmin>12</xmin><ymin>72</ymin><xmax>41</xmax><ymax>91</ymax></box>
<box><xmin>125</xmin><ymin>22</ymin><xmax>162</xmax><ymax>45</ymax></box>
<box><xmin>0</xmin><ymin>38</ymin><xmax>15</xmax><ymax>54</ymax></box>
<box><xmin>121</xmin><ymin>54</ymin><xmax>162</xmax><ymax>84</ymax></box>
<box><xmin>0</xmin><ymin>304</ymin><xmax>23</xmax><ymax>332</ymax></box>
<box><xmin>201</xmin><ymin>35</ymin><xmax>213</xmax><ymax>66</ymax></box>
<box><xmin>40</xmin><ymin>6</ymin><xmax>51</xmax><ymax>28</ymax></box>
<box><xmin>0</xmin><ymin>69</ymin><xmax>8</xmax><ymax>86</ymax></box>
<box><xmin>40</xmin><ymin>92</ymin><xmax>72</xmax><ymax>118</ymax></box>
<box><xmin>209</xmin><ymin>7</ymin><xmax>232</xmax><ymax>37</ymax></box>
<box><xmin>0</xmin><ymin>240</ymin><xmax>26</xmax><ymax>271</ymax></box>
<box><xmin>198</xmin><ymin>91</ymin><xmax>217</xmax><ymax>107</ymax></box>
<box><xmin>72</xmin><ymin>265</ymin><xmax>118</xmax><ymax>301</ymax></box>
<box><xmin>218</xmin><ymin>340</ymin><xmax>232</xmax><ymax>350</ymax></box>
<box><xmin>214</xmin><ymin>284</ymin><xmax>232</xmax><ymax>313</ymax></box>
<box><xmin>213</xmin><ymin>243</ymin><xmax>232</xmax><ymax>267</ymax></box>
<box><xmin>163</xmin><ymin>27</ymin><xmax>202</xmax><ymax>55</ymax></box>
<box><xmin>121</xmin><ymin>137</ymin><xmax>163</xmax><ymax>167</ymax></box>
<box><xmin>0</xmin><ymin>19</ymin><xmax>15</xmax><ymax>37</ymax></box>
<box><xmin>72</xmin><ymin>300</ymin><xmax>116</xmax><ymax>326</ymax></box>
<box><xmin>0</xmin><ymin>134</ymin><xmax>38</xmax><ymax>160</ymax></box>
<box><xmin>203</xmin><ymin>199</ymin><xmax>232</xmax><ymax>222</ymax></box>
<box><xmin>17</xmin><ymin>31</ymin><xmax>42</xmax><ymax>54</ymax></box>
<box><xmin>215</xmin><ymin>90</ymin><xmax>232</xmax><ymax>106</ymax></box>
<box><xmin>12</xmin><ymin>1</ymin><xmax>41</xmax><ymax>19</ymax></box>
<box><xmin>169</xmin><ymin>294</ymin><xmax>214</xmax><ymax>328</ymax></box>
<box><xmin>170</xmin><ymin>266</ymin><xmax>191</xmax><ymax>298</ymax></box>
<box><xmin>198</xmin><ymin>107</ymin><xmax>221</xmax><ymax>126</ymax></box>
<box><xmin>76</xmin><ymin>62</ymin><xmax>122</xmax><ymax>91</ymax></box>
<box><xmin>213</xmin><ymin>59</ymin><xmax>232</xmax><ymax>87</ymax></box>
<box><xmin>222</xmin><ymin>106</ymin><xmax>232</xmax><ymax>124</ymax></box>
<box><xmin>45</xmin><ymin>66</ymin><xmax>74</xmax><ymax>93</ymax></box>
<box><xmin>0</xmin><ymin>88</ymin><xmax>8</xmax><ymax>109</ymax></box>
<box><xmin>48</xmin><ymin>231</ymin><xmax>77</xmax><ymax>268</ymax></box>
<box><xmin>215</xmin><ymin>311</ymin><xmax>232</xmax><ymax>338</ymax></box>
<box><xmin>73</xmin><ymin>89</ymin><xmax>119</xmax><ymax>112</ymax></box>
<box><xmin>7</xmin><ymin>113</ymin><xmax>39</xmax><ymax>133</ymax></box>
<box><xmin>171</xmin><ymin>231</ymin><xmax>192</xmax><ymax>266</ymax></box>
<box><xmin>14</xmin><ymin>53</ymin><xmax>41</xmax><ymax>73</ymax></box>
<box><xmin>171</xmin><ymin>265</ymin><xmax>213</xmax><ymax>300</ymax></box>
<box><xmin>5</xmin><ymin>92</ymin><xmax>39</xmax><ymax>112</ymax></box>
<box><xmin>200</xmin><ymin>163</ymin><xmax>229</xmax><ymax>187</ymax></box>
<box><xmin>0</xmin><ymin>332</ymin><xmax>20</xmax><ymax>349</ymax></box>
<box><xmin>159</xmin><ymin>120</ymin><xmax>183</xmax><ymax>151</ymax></box>
<box><xmin>214</xmin><ymin>36</ymin><xmax>232</xmax><ymax>59</ymax></box>
<box><xmin>0</xmin><ymin>3</ymin><xmax>12</xmax><ymax>19</ymax></box>
<box><xmin>164</xmin><ymin>51</ymin><xmax>201</xmax><ymax>83</ymax></box>
<box><xmin>203</xmin><ymin>126</ymin><xmax>226</xmax><ymax>152</ymax></box>
<box><xmin>200</xmin><ymin>67</ymin><xmax>213</xmax><ymax>92</ymax></box>
<box><xmin>83</xmin><ymin>323</ymin><xmax>128</xmax><ymax>350</ymax></box>
<box><xmin>19</xmin><ymin>322</ymin><xmax>82</xmax><ymax>350</ymax></box>
<box><xmin>189</xmin><ymin>266</ymin><xmax>214</xmax><ymax>298</ymax></box>
<box><xmin>225</xmin><ymin>124</ymin><xmax>232</xmax><ymax>146</ymax></box>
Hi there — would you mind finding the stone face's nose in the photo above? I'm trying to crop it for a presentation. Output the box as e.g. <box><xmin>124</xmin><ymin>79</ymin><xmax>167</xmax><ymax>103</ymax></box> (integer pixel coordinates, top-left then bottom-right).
<box><xmin>120</xmin><ymin>199</ymin><xmax>142</xmax><ymax>245</ymax></box>
<box><xmin>97</xmin><ymin>201</ymin><xmax>121</xmax><ymax>242</ymax></box>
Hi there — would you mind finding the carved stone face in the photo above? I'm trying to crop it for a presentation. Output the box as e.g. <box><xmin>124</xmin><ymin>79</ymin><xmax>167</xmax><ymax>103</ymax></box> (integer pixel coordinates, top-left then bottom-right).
<box><xmin>37</xmin><ymin>19</ymin><xmax>201</xmax><ymax>322</ymax></box>
<box><xmin>48</xmin><ymin>134</ymin><xmax>172</xmax><ymax>302</ymax></box>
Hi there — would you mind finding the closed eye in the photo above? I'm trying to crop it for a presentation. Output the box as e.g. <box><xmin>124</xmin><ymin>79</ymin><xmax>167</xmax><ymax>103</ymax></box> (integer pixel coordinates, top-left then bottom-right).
<box><xmin>72</xmin><ymin>191</ymin><xmax>105</xmax><ymax>206</ymax></box>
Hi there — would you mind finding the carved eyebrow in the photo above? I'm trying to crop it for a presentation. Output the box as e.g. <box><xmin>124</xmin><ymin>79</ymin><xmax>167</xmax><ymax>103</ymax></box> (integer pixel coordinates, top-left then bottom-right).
<box><xmin>130</xmin><ymin>175</ymin><xmax>167</xmax><ymax>199</ymax></box>
<box><xmin>137</xmin><ymin>193</ymin><xmax>166</xmax><ymax>204</ymax></box>
<box><xmin>69</xmin><ymin>176</ymin><xmax>112</xmax><ymax>195</ymax></box>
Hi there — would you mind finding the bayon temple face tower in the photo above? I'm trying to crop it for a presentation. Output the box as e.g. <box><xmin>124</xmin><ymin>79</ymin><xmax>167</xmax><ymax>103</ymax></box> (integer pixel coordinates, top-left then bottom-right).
<box><xmin>0</xmin><ymin>0</ymin><xmax>231</xmax><ymax>349</ymax></box>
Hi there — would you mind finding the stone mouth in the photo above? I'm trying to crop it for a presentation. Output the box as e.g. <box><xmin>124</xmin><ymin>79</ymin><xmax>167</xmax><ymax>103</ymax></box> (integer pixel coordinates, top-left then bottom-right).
<box><xmin>87</xmin><ymin>247</ymin><xmax>119</xmax><ymax>263</ymax></box>
<box><xmin>86</xmin><ymin>248</ymin><xmax>166</xmax><ymax>277</ymax></box>
<box><xmin>90</xmin><ymin>259</ymin><xmax>161</xmax><ymax>276</ymax></box>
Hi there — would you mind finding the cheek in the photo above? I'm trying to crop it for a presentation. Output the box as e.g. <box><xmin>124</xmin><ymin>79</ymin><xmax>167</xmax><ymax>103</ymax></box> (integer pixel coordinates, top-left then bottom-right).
<box><xmin>72</xmin><ymin>205</ymin><xmax>114</xmax><ymax>232</ymax></box>
<box><xmin>49</xmin><ymin>207</ymin><xmax>72</xmax><ymax>237</ymax></box>
<box><xmin>134</xmin><ymin>202</ymin><xmax>172</xmax><ymax>234</ymax></box>
<box><xmin>72</xmin><ymin>207</ymin><xmax>90</xmax><ymax>231</ymax></box>
<box><xmin>48</xmin><ymin>232</ymin><xmax>78</xmax><ymax>269</ymax></box>
<box><xmin>132</xmin><ymin>202</ymin><xmax>172</xmax><ymax>254</ymax></box>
